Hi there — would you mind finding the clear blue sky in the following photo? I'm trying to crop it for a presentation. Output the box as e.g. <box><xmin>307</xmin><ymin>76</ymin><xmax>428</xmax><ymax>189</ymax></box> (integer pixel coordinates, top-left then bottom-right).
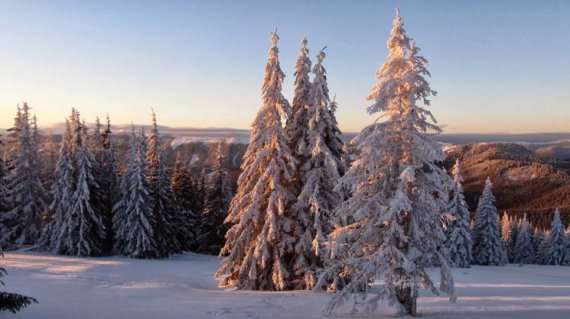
<box><xmin>1</xmin><ymin>0</ymin><xmax>569</xmax><ymax>133</ymax></box>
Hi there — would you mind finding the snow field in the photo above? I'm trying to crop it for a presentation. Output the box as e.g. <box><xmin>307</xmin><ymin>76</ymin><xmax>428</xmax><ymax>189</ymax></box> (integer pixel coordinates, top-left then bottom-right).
<box><xmin>3</xmin><ymin>252</ymin><xmax>570</xmax><ymax>319</ymax></box>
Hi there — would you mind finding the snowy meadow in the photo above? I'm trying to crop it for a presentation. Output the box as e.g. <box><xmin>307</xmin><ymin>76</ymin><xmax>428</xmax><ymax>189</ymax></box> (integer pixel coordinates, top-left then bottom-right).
<box><xmin>3</xmin><ymin>251</ymin><xmax>570</xmax><ymax>319</ymax></box>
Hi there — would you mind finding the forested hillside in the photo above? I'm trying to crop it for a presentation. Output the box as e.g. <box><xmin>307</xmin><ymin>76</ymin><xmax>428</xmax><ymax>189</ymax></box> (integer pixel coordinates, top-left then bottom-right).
<box><xmin>445</xmin><ymin>143</ymin><xmax>570</xmax><ymax>228</ymax></box>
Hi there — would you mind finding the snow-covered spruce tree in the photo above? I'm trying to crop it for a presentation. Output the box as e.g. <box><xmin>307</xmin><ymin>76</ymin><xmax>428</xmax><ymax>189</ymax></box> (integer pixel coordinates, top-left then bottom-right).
<box><xmin>543</xmin><ymin>209</ymin><xmax>569</xmax><ymax>265</ymax></box>
<box><xmin>509</xmin><ymin>215</ymin><xmax>520</xmax><ymax>257</ymax></box>
<box><xmin>501</xmin><ymin>213</ymin><xmax>515</xmax><ymax>262</ymax></box>
<box><xmin>37</xmin><ymin>119</ymin><xmax>74</xmax><ymax>253</ymax></box>
<box><xmin>285</xmin><ymin>37</ymin><xmax>311</xmax><ymax>171</ymax></box>
<box><xmin>285</xmin><ymin>37</ymin><xmax>312</xmax><ymax>192</ymax></box>
<box><xmin>99</xmin><ymin>115</ymin><xmax>121</xmax><ymax>254</ymax></box>
<box><xmin>147</xmin><ymin>111</ymin><xmax>181</xmax><ymax>256</ymax></box>
<box><xmin>197</xmin><ymin>166</ymin><xmax>207</xmax><ymax>214</ymax></box>
<box><xmin>197</xmin><ymin>142</ymin><xmax>232</xmax><ymax>255</ymax></box>
<box><xmin>512</xmin><ymin>215</ymin><xmax>534</xmax><ymax>264</ymax></box>
<box><xmin>0</xmin><ymin>140</ymin><xmax>10</xmax><ymax>241</ymax></box>
<box><xmin>567</xmin><ymin>225</ymin><xmax>570</xmax><ymax>253</ymax></box>
<box><xmin>532</xmin><ymin>228</ymin><xmax>545</xmax><ymax>264</ymax></box>
<box><xmin>113</xmin><ymin>127</ymin><xmax>159</xmax><ymax>259</ymax></box>
<box><xmin>69</xmin><ymin>117</ymin><xmax>106</xmax><ymax>256</ymax></box>
<box><xmin>0</xmin><ymin>154</ymin><xmax>8</xmax><ymax>219</ymax></box>
<box><xmin>171</xmin><ymin>153</ymin><xmax>201</xmax><ymax>250</ymax></box>
<box><xmin>216</xmin><ymin>31</ymin><xmax>299</xmax><ymax>291</ymax></box>
<box><xmin>444</xmin><ymin>160</ymin><xmax>472</xmax><ymax>268</ymax></box>
<box><xmin>0</xmin><ymin>104</ymin><xmax>46</xmax><ymax>249</ymax></box>
<box><xmin>294</xmin><ymin>48</ymin><xmax>345</xmax><ymax>289</ymax></box>
<box><xmin>471</xmin><ymin>178</ymin><xmax>506</xmax><ymax>266</ymax></box>
<box><xmin>0</xmin><ymin>249</ymin><xmax>37</xmax><ymax>313</ymax></box>
<box><xmin>321</xmin><ymin>10</ymin><xmax>455</xmax><ymax>316</ymax></box>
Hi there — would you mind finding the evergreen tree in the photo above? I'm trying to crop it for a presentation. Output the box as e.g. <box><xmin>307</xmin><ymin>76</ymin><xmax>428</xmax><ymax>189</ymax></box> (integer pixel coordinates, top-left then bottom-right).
<box><xmin>0</xmin><ymin>153</ymin><xmax>8</xmax><ymax>219</ymax></box>
<box><xmin>1</xmin><ymin>104</ymin><xmax>46</xmax><ymax>249</ymax></box>
<box><xmin>216</xmin><ymin>31</ymin><xmax>299</xmax><ymax>291</ymax></box>
<box><xmin>171</xmin><ymin>153</ymin><xmax>200</xmax><ymax>250</ymax></box>
<box><xmin>543</xmin><ymin>209</ymin><xmax>569</xmax><ymax>265</ymax></box>
<box><xmin>444</xmin><ymin>160</ymin><xmax>472</xmax><ymax>268</ymax></box>
<box><xmin>512</xmin><ymin>215</ymin><xmax>534</xmax><ymax>264</ymax></box>
<box><xmin>294</xmin><ymin>48</ymin><xmax>344</xmax><ymax>289</ymax></box>
<box><xmin>37</xmin><ymin>120</ymin><xmax>74</xmax><ymax>253</ymax></box>
<box><xmin>532</xmin><ymin>228</ymin><xmax>545</xmax><ymax>264</ymax></box>
<box><xmin>509</xmin><ymin>215</ymin><xmax>520</xmax><ymax>257</ymax></box>
<box><xmin>0</xmin><ymin>250</ymin><xmax>37</xmax><ymax>313</ymax></box>
<box><xmin>147</xmin><ymin>111</ymin><xmax>181</xmax><ymax>256</ymax></box>
<box><xmin>501</xmin><ymin>213</ymin><xmax>514</xmax><ymax>262</ymax></box>
<box><xmin>71</xmin><ymin>120</ymin><xmax>106</xmax><ymax>256</ymax></box>
<box><xmin>90</xmin><ymin>117</ymin><xmax>111</xmax><ymax>254</ymax></box>
<box><xmin>114</xmin><ymin>127</ymin><xmax>159</xmax><ymax>259</ymax></box>
<box><xmin>197</xmin><ymin>166</ymin><xmax>207</xmax><ymax>214</ymax></box>
<box><xmin>285</xmin><ymin>37</ymin><xmax>312</xmax><ymax>197</ymax></box>
<box><xmin>99</xmin><ymin>115</ymin><xmax>121</xmax><ymax>254</ymax></box>
<box><xmin>197</xmin><ymin>142</ymin><xmax>231</xmax><ymax>255</ymax></box>
<box><xmin>567</xmin><ymin>225</ymin><xmax>570</xmax><ymax>253</ymax></box>
<box><xmin>472</xmin><ymin>178</ymin><xmax>506</xmax><ymax>265</ymax></box>
<box><xmin>322</xmin><ymin>11</ymin><xmax>455</xmax><ymax>316</ymax></box>
<box><xmin>40</xmin><ymin>110</ymin><xmax>106</xmax><ymax>256</ymax></box>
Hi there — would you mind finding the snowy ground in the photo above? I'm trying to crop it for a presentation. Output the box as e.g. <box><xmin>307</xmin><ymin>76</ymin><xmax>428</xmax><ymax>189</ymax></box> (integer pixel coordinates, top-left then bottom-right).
<box><xmin>2</xmin><ymin>252</ymin><xmax>570</xmax><ymax>319</ymax></box>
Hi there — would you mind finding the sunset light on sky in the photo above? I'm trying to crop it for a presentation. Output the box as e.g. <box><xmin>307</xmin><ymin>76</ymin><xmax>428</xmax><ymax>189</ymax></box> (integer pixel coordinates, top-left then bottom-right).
<box><xmin>1</xmin><ymin>0</ymin><xmax>569</xmax><ymax>133</ymax></box>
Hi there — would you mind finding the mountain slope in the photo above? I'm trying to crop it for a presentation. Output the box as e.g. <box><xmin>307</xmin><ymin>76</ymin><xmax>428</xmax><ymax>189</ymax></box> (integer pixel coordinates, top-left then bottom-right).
<box><xmin>445</xmin><ymin>143</ymin><xmax>570</xmax><ymax>229</ymax></box>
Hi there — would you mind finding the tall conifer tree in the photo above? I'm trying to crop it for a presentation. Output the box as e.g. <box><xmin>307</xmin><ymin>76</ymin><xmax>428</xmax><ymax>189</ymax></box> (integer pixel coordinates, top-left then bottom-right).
<box><xmin>216</xmin><ymin>31</ymin><xmax>299</xmax><ymax>291</ymax></box>
<box><xmin>114</xmin><ymin>127</ymin><xmax>159</xmax><ymax>259</ymax></box>
<box><xmin>197</xmin><ymin>142</ymin><xmax>232</xmax><ymax>254</ymax></box>
<box><xmin>171</xmin><ymin>153</ymin><xmax>200</xmax><ymax>250</ymax></box>
<box><xmin>294</xmin><ymin>48</ymin><xmax>343</xmax><ymax>289</ymax></box>
<box><xmin>322</xmin><ymin>10</ymin><xmax>455</xmax><ymax>316</ymax></box>
<box><xmin>1</xmin><ymin>104</ymin><xmax>46</xmax><ymax>249</ymax></box>
<box><xmin>147</xmin><ymin>111</ymin><xmax>181</xmax><ymax>256</ymax></box>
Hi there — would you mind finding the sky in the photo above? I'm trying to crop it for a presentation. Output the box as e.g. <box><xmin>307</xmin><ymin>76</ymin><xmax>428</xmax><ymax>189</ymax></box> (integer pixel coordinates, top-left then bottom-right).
<box><xmin>1</xmin><ymin>0</ymin><xmax>569</xmax><ymax>134</ymax></box>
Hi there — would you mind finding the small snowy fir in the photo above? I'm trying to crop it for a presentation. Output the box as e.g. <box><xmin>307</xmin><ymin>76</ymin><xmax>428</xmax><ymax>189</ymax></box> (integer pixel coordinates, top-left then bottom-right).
<box><xmin>532</xmin><ymin>227</ymin><xmax>546</xmax><ymax>264</ymax></box>
<box><xmin>444</xmin><ymin>160</ymin><xmax>472</xmax><ymax>268</ymax></box>
<box><xmin>512</xmin><ymin>215</ymin><xmax>534</xmax><ymax>264</ymax></box>
<box><xmin>500</xmin><ymin>212</ymin><xmax>514</xmax><ymax>262</ymax></box>
<box><xmin>471</xmin><ymin>177</ymin><xmax>506</xmax><ymax>266</ymax></box>
<box><xmin>542</xmin><ymin>209</ymin><xmax>569</xmax><ymax>266</ymax></box>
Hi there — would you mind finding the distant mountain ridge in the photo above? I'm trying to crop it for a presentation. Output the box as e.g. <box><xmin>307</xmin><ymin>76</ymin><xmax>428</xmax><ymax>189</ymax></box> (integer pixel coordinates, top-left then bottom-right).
<box><xmin>445</xmin><ymin>142</ymin><xmax>570</xmax><ymax>229</ymax></box>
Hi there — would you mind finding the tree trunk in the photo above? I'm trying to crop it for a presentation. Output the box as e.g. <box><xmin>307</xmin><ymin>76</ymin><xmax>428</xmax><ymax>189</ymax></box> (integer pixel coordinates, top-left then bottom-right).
<box><xmin>396</xmin><ymin>286</ymin><xmax>417</xmax><ymax>316</ymax></box>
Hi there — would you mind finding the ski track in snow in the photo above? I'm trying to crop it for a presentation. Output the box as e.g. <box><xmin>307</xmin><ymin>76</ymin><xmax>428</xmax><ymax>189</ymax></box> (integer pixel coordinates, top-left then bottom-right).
<box><xmin>2</xmin><ymin>251</ymin><xmax>570</xmax><ymax>319</ymax></box>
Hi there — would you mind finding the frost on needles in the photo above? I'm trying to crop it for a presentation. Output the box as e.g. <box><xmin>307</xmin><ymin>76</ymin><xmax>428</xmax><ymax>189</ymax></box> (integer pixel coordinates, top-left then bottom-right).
<box><xmin>321</xmin><ymin>9</ymin><xmax>455</xmax><ymax>317</ymax></box>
